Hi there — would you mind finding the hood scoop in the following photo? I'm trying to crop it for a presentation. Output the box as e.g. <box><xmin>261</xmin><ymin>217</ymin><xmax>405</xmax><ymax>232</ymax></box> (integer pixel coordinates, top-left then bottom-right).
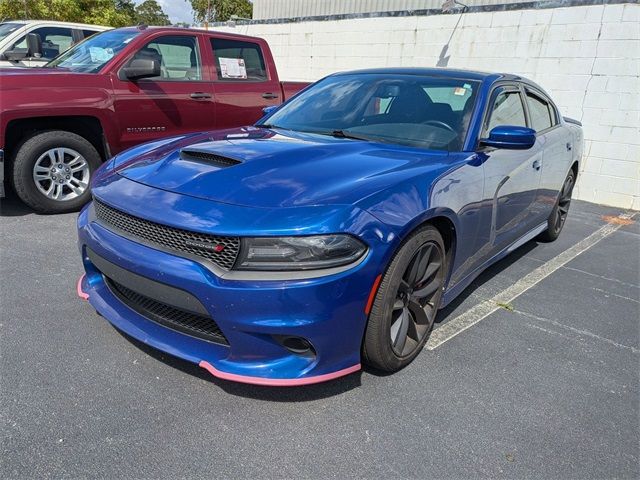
<box><xmin>180</xmin><ymin>148</ymin><xmax>242</xmax><ymax>168</ymax></box>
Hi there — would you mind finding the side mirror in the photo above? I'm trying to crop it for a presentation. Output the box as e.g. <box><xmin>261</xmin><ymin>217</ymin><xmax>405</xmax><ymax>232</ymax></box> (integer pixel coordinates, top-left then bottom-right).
<box><xmin>480</xmin><ymin>125</ymin><xmax>536</xmax><ymax>150</ymax></box>
<box><xmin>2</xmin><ymin>32</ymin><xmax>42</xmax><ymax>61</ymax></box>
<box><xmin>26</xmin><ymin>32</ymin><xmax>42</xmax><ymax>57</ymax></box>
<box><xmin>2</xmin><ymin>49</ymin><xmax>28</xmax><ymax>61</ymax></box>
<box><xmin>121</xmin><ymin>58</ymin><xmax>160</xmax><ymax>80</ymax></box>
<box><xmin>262</xmin><ymin>105</ymin><xmax>278</xmax><ymax>115</ymax></box>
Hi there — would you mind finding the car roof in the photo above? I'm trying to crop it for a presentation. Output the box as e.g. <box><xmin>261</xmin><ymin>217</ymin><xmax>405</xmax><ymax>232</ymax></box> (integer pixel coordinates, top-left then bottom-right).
<box><xmin>331</xmin><ymin>67</ymin><xmax>524</xmax><ymax>83</ymax></box>
<box><xmin>1</xmin><ymin>19</ymin><xmax>110</xmax><ymax>30</ymax></box>
<box><xmin>113</xmin><ymin>25</ymin><xmax>267</xmax><ymax>42</ymax></box>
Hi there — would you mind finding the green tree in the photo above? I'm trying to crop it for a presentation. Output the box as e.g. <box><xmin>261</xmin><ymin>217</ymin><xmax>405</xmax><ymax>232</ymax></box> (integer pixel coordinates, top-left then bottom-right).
<box><xmin>0</xmin><ymin>0</ymin><xmax>137</xmax><ymax>27</ymax></box>
<box><xmin>189</xmin><ymin>0</ymin><xmax>252</xmax><ymax>23</ymax></box>
<box><xmin>135</xmin><ymin>0</ymin><xmax>171</xmax><ymax>26</ymax></box>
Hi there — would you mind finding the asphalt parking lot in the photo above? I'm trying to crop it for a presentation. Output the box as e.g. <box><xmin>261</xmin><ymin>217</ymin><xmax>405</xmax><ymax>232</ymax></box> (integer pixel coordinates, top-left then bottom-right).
<box><xmin>1</xmin><ymin>193</ymin><xmax>638</xmax><ymax>479</ymax></box>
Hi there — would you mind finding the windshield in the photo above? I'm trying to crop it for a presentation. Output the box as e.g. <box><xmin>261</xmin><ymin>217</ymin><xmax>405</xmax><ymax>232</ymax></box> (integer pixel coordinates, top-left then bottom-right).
<box><xmin>0</xmin><ymin>23</ymin><xmax>23</xmax><ymax>43</ymax></box>
<box><xmin>46</xmin><ymin>29</ymin><xmax>140</xmax><ymax>73</ymax></box>
<box><xmin>261</xmin><ymin>74</ymin><xmax>479</xmax><ymax>151</ymax></box>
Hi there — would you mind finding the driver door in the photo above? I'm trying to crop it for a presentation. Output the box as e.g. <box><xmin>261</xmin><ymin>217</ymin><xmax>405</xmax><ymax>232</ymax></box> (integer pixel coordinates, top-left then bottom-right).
<box><xmin>111</xmin><ymin>33</ymin><xmax>216</xmax><ymax>150</ymax></box>
<box><xmin>478</xmin><ymin>85</ymin><xmax>543</xmax><ymax>255</ymax></box>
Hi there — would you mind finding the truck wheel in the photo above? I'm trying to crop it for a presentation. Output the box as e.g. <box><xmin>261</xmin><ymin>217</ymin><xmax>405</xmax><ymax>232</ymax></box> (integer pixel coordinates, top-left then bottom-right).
<box><xmin>11</xmin><ymin>130</ymin><xmax>101</xmax><ymax>214</ymax></box>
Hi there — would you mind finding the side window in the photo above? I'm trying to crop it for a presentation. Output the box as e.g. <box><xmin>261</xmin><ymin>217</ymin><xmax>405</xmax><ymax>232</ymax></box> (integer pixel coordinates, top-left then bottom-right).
<box><xmin>131</xmin><ymin>35</ymin><xmax>201</xmax><ymax>81</ymax></box>
<box><xmin>526</xmin><ymin>91</ymin><xmax>556</xmax><ymax>132</ymax></box>
<box><xmin>12</xmin><ymin>27</ymin><xmax>74</xmax><ymax>59</ymax></box>
<box><xmin>211</xmin><ymin>38</ymin><xmax>267</xmax><ymax>81</ymax></box>
<box><xmin>485</xmin><ymin>89</ymin><xmax>527</xmax><ymax>134</ymax></box>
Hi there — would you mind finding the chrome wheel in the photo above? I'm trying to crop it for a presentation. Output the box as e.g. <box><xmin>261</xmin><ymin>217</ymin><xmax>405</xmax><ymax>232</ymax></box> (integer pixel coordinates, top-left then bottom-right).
<box><xmin>32</xmin><ymin>147</ymin><xmax>90</xmax><ymax>202</ymax></box>
<box><xmin>554</xmin><ymin>173</ymin><xmax>574</xmax><ymax>234</ymax></box>
<box><xmin>390</xmin><ymin>241</ymin><xmax>444</xmax><ymax>357</ymax></box>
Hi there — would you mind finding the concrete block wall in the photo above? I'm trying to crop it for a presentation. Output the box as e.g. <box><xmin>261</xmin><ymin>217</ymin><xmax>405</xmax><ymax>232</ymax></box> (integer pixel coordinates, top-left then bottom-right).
<box><xmin>217</xmin><ymin>3</ymin><xmax>640</xmax><ymax>209</ymax></box>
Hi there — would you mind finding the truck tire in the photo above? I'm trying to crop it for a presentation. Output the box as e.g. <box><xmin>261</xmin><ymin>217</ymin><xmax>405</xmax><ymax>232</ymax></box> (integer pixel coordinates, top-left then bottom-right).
<box><xmin>11</xmin><ymin>130</ymin><xmax>102</xmax><ymax>214</ymax></box>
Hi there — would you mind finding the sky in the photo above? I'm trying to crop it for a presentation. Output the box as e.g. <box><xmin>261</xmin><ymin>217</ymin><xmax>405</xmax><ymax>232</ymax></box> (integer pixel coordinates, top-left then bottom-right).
<box><xmin>134</xmin><ymin>0</ymin><xmax>195</xmax><ymax>25</ymax></box>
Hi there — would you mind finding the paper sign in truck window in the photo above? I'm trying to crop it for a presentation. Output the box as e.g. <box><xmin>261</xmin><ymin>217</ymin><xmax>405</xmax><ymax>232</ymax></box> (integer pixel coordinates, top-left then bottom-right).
<box><xmin>219</xmin><ymin>57</ymin><xmax>247</xmax><ymax>79</ymax></box>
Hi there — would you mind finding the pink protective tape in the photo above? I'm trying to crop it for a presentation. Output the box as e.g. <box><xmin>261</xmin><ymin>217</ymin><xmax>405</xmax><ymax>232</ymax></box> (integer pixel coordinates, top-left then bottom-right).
<box><xmin>199</xmin><ymin>360</ymin><xmax>361</xmax><ymax>387</ymax></box>
<box><xmin>76</xmin><ymin>274</ymin><xmax>89</xmax><ymax>300</ymax></box>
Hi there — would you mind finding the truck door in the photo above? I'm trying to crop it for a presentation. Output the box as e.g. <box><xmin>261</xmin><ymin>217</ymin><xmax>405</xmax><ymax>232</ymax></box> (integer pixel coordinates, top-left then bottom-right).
<box><xmin>208</xmin><ymin>37</ymin><xmax>282</xmax><ymax>128</ymax></box>
<box><xmin>111</xmin><ymin>33</ymin><xmax>215</xmax><ymax>150</ymax></box>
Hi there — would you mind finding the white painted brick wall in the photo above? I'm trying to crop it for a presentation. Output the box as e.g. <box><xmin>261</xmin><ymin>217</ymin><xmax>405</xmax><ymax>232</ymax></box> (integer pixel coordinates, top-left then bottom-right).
<box><xmin>216</xmin><ymin>3</ymin><xmax>640</xmax><ymax>209</ymax></box>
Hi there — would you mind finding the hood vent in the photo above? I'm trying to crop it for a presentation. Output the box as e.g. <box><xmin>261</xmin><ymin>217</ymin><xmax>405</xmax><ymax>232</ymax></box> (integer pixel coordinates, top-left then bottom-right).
<box><xmin>180</xmin><ymin>149</ymin><xmax>242</xmax><ymax>168</ymax></box>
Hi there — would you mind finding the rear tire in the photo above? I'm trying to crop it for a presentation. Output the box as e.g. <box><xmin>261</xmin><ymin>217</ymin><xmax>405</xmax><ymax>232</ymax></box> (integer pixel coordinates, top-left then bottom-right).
<box><xmin>11</xmin><ymin>130</ymin><xmax>101</xmax><ymax>214</ymax></box>
<box><xmin>538</xmin><ymin>169</ymin><xmax>575</xmax><ymax>242</ymax></box>
<box><xmin>363</xmin><ymin>225</ymin><xmax>447</xmax><ymax>372</ymax></box>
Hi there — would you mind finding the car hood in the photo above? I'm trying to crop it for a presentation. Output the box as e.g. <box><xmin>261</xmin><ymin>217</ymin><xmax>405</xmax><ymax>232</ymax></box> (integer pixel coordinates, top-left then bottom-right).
<box><xmin>114</xmin><ymin>127</ymin><xmax>450</xmax><ymax>209</ymax></box>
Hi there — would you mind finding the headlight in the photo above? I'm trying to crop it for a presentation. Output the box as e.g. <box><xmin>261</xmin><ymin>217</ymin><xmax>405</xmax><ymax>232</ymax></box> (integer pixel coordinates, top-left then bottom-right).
<box><xmin>235</xmin><ymin>235</ymin><xmax>367</xmax><ymax>271</ymax></box>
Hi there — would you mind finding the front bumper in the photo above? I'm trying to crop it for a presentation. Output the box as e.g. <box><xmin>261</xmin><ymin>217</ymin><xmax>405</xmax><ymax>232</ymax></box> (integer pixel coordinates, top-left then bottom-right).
<box><xmin>77</xmin><ymin>199</ymin><xmax>387</xmax><ymax>386</ymax></box>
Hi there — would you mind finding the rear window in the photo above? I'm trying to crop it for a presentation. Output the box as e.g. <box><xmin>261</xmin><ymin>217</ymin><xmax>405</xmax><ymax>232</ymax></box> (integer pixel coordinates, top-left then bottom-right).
<box><xmin>211</xmin><ymin>38</ymin><xmax>267</xmax><ymax>81</ymax></box>
<box><xmin>526</xmin><ymin>91</ymin><xmax>557</xmax><ymax>132</ymax></box>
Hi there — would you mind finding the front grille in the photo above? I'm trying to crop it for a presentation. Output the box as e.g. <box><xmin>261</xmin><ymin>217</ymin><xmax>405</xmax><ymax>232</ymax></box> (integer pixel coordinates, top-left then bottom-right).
<box><xmin>105</xmin><ymin>276</ymin><xmax>228</xmax><ymax>345</ymax></box>
<box><xmin>180</xmin><ymin>149</ymin><xmax>241</xmax><ymax>168</ymax></box>
<box><xmin>94</xmin><ymin>199</ymin><xmax>240</xmax><ymax>270</ymax></box>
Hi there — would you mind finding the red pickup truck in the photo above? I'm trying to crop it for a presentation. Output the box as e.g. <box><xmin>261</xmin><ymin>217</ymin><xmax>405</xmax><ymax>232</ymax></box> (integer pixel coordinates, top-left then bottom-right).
<box><xmin>0</xmin><ymin>26</ymin><xmax>308</xmax><ymax>213</ymax></box>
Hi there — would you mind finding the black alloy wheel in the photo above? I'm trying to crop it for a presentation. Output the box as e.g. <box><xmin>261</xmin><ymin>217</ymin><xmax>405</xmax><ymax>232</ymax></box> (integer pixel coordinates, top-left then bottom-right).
<box><xmin>363</xmin><ymin>225</ymin><xmax>447</xmax><ymax>372</ymax></box>
<box><xmin>539</xmin><ymin>169</ymin><xmax>575</xmax><ymax>242</ymax></box>
<box><xmin>390</xmin><ymin>241</ymin><xmax>443</xmax><ymax>356</ymax></box>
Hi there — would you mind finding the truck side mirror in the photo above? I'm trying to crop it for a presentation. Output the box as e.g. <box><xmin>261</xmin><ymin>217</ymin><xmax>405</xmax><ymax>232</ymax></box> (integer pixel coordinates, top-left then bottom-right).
<box><xmin>121</xmin><ymin>58</ymin><xmax>161</xmax><ymax>80</ymax></box>
<box><xmin>26</xmin><ymin>33</ymin><xmax>42</xmax><ymax>58</ymax></box>
<box><xmin>2</xmin><ymin>33</ymin><xmax>42</xmax><ymax>62</ymax></box>
<box><xmin>2</xmin><ymin>49</ymin><xmax>28</xmax><ymax>61</ymax></box>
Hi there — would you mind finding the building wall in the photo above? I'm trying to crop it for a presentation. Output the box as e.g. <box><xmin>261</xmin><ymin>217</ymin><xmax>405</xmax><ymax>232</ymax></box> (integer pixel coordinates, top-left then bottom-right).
<box><xmin>218</xmin><ymin>3</ymin><xmax>640</xmax><ymax>209</ymax></box>
<box><xmin>252</xmin><ymin>0</ymin><xmax>529</xmax><ymax>20</ymax></box>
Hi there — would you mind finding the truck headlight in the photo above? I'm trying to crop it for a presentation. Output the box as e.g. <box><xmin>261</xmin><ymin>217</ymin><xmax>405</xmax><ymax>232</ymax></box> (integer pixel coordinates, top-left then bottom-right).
<box><xmin>235</xmin><ymin>235</ymin><xmax>367</xmax><ymax>271</ymax></box>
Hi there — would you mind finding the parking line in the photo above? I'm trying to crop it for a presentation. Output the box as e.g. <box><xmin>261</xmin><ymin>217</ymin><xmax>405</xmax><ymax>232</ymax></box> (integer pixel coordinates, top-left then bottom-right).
<box><xmin>426</xmin><ymin>212</ymin><xmax>637</xmax><ymax>350</ymax></box>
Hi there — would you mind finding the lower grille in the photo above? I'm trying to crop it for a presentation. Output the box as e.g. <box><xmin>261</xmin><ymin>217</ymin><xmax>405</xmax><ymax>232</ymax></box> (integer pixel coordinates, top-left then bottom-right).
<box><xmin>105</xmin><ymin>276</ymin><xmax>228</xmax><ymax>345</ymax></box>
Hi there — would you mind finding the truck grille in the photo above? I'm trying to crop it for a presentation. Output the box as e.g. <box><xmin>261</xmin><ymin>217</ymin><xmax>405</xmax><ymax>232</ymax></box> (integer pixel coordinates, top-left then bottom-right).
<box><xmin>105</xmin><ymin>276</ymin><xmax>228</xmax><ymax>345</ymax></box>
<box><xmin>93</xmin><ymin>199</ymin><xmax>240</xmax><ymax>270</ymax></box>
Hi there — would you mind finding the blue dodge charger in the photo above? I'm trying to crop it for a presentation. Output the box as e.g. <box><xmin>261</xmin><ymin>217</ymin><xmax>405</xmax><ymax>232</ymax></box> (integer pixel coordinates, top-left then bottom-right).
<box><xmin>77</xmin><ymin>68</ymin><xmax>583</xmax><ymax>386</ymax></box>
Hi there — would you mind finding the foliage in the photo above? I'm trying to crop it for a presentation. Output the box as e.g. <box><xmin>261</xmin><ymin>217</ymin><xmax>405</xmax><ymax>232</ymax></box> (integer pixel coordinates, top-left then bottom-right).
<box><xmin>0</xmin><ymin>0</ymin><xmax>172</xmax><ymax>27</ymax></box>
<box><xmin>135</xmin><ymin>0</ymin><xmax>170</xmax><ymax>26</ymax></box>
<box><xmin>189</xmin><ymin>0</ymin><xmax>252</xmax><ymax>23</ymax></box>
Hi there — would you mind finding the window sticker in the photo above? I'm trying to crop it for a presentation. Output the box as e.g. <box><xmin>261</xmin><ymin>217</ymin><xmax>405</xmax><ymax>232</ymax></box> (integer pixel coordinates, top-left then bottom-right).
<box><xmin>218</xmin><ymin>57</ymin><xmax>247</xmax><ymax>79</ymax></box>
<box><xmin>453</xmin><ymin>87</ymin><xmax>467</xmax><ymax>96</ymax></box>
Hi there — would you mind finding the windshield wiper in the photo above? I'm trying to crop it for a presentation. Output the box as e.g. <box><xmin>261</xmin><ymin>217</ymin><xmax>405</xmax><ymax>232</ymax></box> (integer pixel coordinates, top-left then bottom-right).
<box><xmin>255</xmin><ymin>123</ymin><xmax>290</xmax><ymax>130</ymax></box>
<box><xmin>328</xmin><ymin>129</ymin><xmax>373</xmax><ymax>141</ymax></box>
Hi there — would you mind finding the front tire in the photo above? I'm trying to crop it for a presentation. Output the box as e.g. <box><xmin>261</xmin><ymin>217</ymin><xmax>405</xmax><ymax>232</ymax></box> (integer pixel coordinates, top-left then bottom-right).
<box><xmin>538</xmin><ymin>169</ymin><xmax>575</xmax><ymax>242</ymax></box>
<box><xmin>11</xmin><ymin>130</ymin><xmax>101</xmax><ymax>214</ymax></box>
<box><xmin>363</xmin><ymin>225</ymin><xmax>447</xmax><ymax>372</ymax></box>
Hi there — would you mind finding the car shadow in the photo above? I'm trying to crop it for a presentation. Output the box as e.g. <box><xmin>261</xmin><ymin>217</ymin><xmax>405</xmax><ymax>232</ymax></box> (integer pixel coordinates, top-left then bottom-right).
<box><xmin>435</xmin><ymin>240</ymin><xmax>538</xmax><ymax>323</ymax></box>
<box><xmin>0</xmin><ymin>190</ymin><xmax>37</xmax><ymax>217</ymax></box>
<box><xmin>113</xmin><ymin>328</ymin><xmax>362</xmax><ymax>401</ymax></box>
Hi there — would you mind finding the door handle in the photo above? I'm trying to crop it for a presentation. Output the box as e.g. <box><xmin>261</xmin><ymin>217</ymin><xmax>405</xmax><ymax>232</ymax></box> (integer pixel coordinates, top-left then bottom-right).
<box><xmin>566</xmin><ymin>142</ymin><xmax>572</xmax><ymax>151</ymax></box>
<box><xmin>532</xmin><ymin>160</ymin><xmax>541</xmax><ymax>171</ymax></box>
<box><xmin>190</xmin><ymin>92</ymin><xmax>212</xmax><ymax>99</ymax></box>
<box><xmin>262</xmin><ymin>92</ymin><xmax>279</xmax><ymax>99</ymax></box>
